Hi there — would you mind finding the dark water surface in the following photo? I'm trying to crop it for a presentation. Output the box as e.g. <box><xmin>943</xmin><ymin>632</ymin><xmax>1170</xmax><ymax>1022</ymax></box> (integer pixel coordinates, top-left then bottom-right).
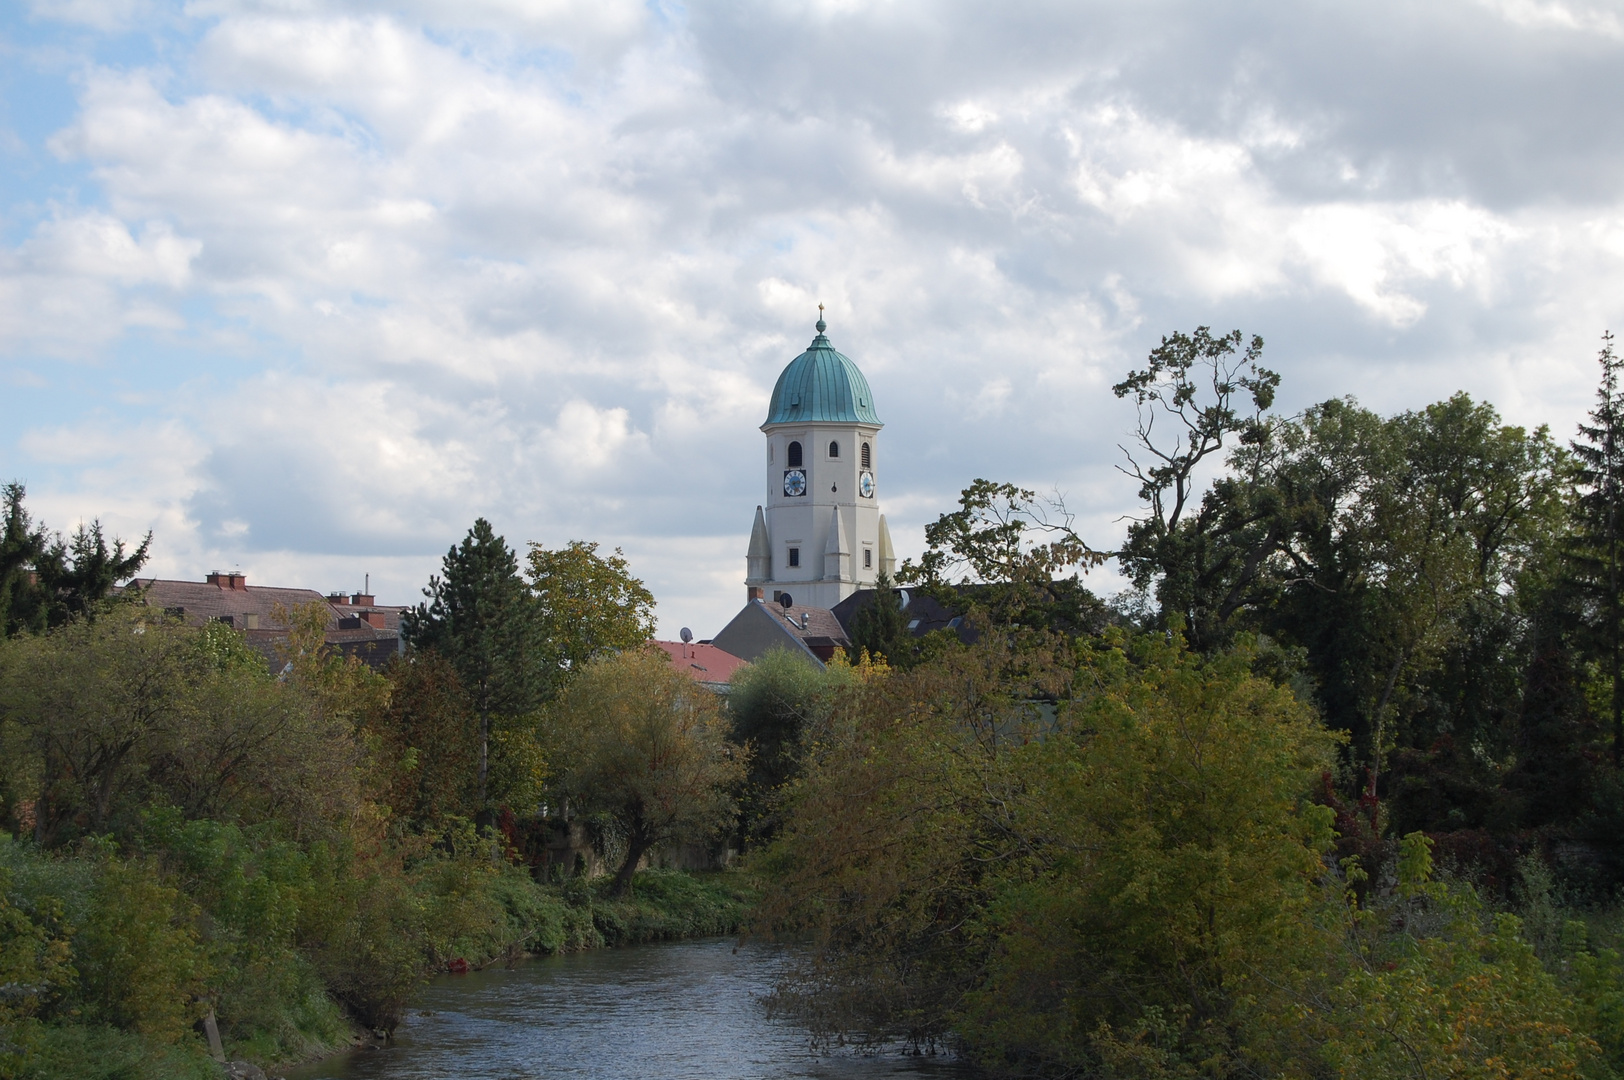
<box><xmin>285</xmin><ymin>938</ymin><xmax>971</xmax><ymax>1080</ymax></box>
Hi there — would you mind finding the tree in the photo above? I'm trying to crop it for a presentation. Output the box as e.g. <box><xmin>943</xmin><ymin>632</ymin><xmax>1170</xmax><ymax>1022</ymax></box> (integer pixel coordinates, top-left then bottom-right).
<box><xmin>35</xmin><ymin>519</ymin><xmax>151</xmax><ymax>627</ymax></box>
<box><xmin>727</xmin><ymin>648</ymin><xmax>855</xmax><ymax>845</ymax></box>
<box><xmin>0</xmin><ymin>483</ymin><xmax>48</xmax><ymax>637</ymax></box>
<box><xmin>525</xmin><ymin>540</ymin><xmax>657</xmax><ymax>693</ymax></box>
<box><xmin>0</xmin><ymin>608</ymin><xmax>198</xmax><ymax>844</ymax></box>
<box><xmin>0</xmin><ymin>484</ymin><xmax>150</xmax><ymax>635</ymax></box>
<box><xmin>1570</xmin><ymin>332</ymin><xmax>1624</xmax><ymax>766</ymax></box>
<box><xmin>403</xmin><ymin>519</ymin><xmax>541</xmax><ymax>812</ymax></box>
<box><xmin>373</xmin><ymin>653</ymin><xmax>480</xmax><ymax>828</ymax></box>
<box><xmin>550</xmin><ymin>648</ymin><xmax>746</xmax><ymax>897</ymax></box>
<box><xmin>1112</xmin><ymin>327</ymin><xmax>1281</xmax><ymax>650</ymax></box>
<box><xmin>844</xmin><ymin>571</ymin><xmax>913</xmax><ymax>666</ymax></box>
<box><xmin>898</xmin><ymin>480</ymin><xmax>1106</xmax><ymax>632</ymax></box>
<box><xmin>757</xmin><ymin>630</ymin><xmax>1342</xmax><ymax>1071</ymax></box>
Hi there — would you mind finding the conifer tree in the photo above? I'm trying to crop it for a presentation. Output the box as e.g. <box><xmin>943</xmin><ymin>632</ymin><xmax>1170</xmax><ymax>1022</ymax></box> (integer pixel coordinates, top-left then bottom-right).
<box><xmin>0</xmin><ymin>483</ymin><xmax>47</xmax><ymax>636</ymax></box>
<box><xmin>36</xmin><ymin>520</ymin><xmax>151</xmax><ymax>627</ymax></box>
<box><xmin>846</xmin><ymin>571</ymin><xmax>912</xmax><ymax>666</ymax></box>
<box><xmin>1570</xmin><ymin>332</ymin><xmax>1624</xmax><ymax>766</ymax></box>
<box><xmin>403</xmin><ymin>519</ymin><xmax>540</xmax><ymax>810</ymax></box>
<box><xmin>0</xmin><ymin>484</ymin><xmax>150</xmax><ymax>634</ymax></box>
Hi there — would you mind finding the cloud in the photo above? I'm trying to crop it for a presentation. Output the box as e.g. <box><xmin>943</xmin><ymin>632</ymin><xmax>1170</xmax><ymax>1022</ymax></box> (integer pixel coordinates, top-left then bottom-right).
<box><xmin>3</xmin><ymin>0</ymin><xmax>1624</xmax><ymax>637</ymax></box>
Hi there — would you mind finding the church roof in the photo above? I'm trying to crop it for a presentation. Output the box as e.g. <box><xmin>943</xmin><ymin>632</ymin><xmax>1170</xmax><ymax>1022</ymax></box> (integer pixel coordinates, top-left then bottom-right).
<box><xmin>763</xmin><ymin>318</ymin><xmax>883</xmax><ymax>428</ymax></box>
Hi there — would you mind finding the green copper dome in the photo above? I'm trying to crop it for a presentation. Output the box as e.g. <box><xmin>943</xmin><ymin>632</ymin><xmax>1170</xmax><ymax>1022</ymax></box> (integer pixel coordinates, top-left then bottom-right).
<box><xmin>762</xmin><ymin>319</ymin><xmax>883</xmax><ymax>428</ymax></box>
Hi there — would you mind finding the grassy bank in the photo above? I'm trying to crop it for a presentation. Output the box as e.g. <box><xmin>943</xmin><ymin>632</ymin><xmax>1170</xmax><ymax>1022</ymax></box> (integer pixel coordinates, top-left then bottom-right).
<box><xmin>0</xmin><ymin>827</ymin><xmax>754</xmax><ymax>1080</ymax></box>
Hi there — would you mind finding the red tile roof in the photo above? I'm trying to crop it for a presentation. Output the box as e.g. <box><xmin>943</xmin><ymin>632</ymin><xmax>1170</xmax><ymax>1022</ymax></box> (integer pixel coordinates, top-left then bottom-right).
<box><xmin>651</xmin><ymin>641</ymin><xmax>749</xmax><ymax>686</ymax></box>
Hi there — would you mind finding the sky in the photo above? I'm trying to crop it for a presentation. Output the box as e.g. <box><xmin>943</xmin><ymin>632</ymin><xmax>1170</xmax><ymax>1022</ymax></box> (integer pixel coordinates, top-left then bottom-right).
<box><xmin>2</xmin><ymin>0</ymin><xmax>1623</xmax><ymax>638</ymax></box>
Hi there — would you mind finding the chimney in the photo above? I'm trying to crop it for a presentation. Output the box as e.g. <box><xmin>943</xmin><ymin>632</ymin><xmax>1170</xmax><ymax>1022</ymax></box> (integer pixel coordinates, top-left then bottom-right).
<box><xmin>352</xmin><ymin>593</ymin><xmax>375</xmax><ymax>607</ymax></box>
<box><xmin>206</xmin><ymin>571</ymin><xmax>247</xmax><ymax>591</ymax></box>
<box><xmin>328</xmin><ymin>592</ymin><xmax>350</xmax><ymax>605</ymax></box>
<box><xmin>747</xmin><ymin>585</ymin><xmax>764</xmax><ymax>602</ymax></box>
<box><xmin>362</xmin><ymin>611</ymin><xmax>387</xmax><ymax>629</ymax></box>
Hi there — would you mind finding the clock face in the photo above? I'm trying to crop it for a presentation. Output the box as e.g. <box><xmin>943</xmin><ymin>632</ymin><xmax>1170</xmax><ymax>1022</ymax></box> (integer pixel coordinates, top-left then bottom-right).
<box><xmin>859</xmin><ymin>471</ymin><xmax>875</xmax><ymax>498</ymax></box>
<box><xmin>783</xmin><ymin>469</ymin><xmax>807</xmax><ymax>497</ymax></box>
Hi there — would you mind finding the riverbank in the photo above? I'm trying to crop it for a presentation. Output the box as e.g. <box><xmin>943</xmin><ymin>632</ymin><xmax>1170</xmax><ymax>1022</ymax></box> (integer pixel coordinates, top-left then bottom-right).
<box><xmin>259</xmin><ymin>866</ymin><xmax>759</xmax><ymax>1077</ymax></box>
<box><xmin>5</xmin><ymin>858</ymin><xmax>755</xmax><ymax>1080</ymax></box>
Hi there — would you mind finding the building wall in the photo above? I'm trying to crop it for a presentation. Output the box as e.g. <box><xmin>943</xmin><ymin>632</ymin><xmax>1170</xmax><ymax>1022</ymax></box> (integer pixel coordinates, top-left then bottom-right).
<box><xmin>758</xmin><ymin>421</ymin><xmax>881</xmax><ymax>608</ymax></box>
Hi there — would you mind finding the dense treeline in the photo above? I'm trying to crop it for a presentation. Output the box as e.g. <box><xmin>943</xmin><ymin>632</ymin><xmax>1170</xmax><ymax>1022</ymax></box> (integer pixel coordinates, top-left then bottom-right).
<box><xmin>756</xmin><ymin>329</ymin><xmax>1624</xmax><ymax>1077</ymax></box>
<box><xmin>0</xmin><ymin>507</ymin><xmax>749</xmax><ymax>1079</ymax></box>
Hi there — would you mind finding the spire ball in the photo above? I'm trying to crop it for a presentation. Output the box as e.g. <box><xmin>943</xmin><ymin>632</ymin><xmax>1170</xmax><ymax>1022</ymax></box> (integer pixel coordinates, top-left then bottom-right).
<box><xmin>815</xmin><ymin>302</ymin><xmax>826</xmax><ymax>334</ymax></box>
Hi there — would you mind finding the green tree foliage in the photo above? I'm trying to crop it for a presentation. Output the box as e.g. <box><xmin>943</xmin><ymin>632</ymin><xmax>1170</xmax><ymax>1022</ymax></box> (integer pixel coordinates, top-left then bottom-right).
<box><xmin>899</xmin><ymin>479</ymin><xmax>1106</xmax><ymax>632</ymax></box>
<box><xmin>0</xmin><ymin>485</ymin><xmax>48</xmax><ymax>639</ymax></box>
<box><xmin>1326</xmin><ymin>835</ymin><xmax>1600</xmax><ymax>1080</ymax></box>
<box><xmin>1113</xmin><ymin>335</ymin><xmax>1566</xmax><ymax>802</ymax></box>
<box><xmin>844</xmin><ymin>571</ymin><xmax>914</xmax><ymax>666</ymax></box>
<box><xmin>758</xmin><ymin>630</ymin><xmax>1342</xmax><ymax>1071</ymax></box>
<box><xmin>403</xmin><ymin>519</ymin><xmax>541</xmax><ymax>809</ymax></box>
<box><xmin>1112</xmin><ymin>327</ymin><xmax>1280</xmax><ymax>651</ymax></box>
<box><xmin>0</xmin><ymin>861</ymin><xmax>74</xmax><ymax>1072</ymax></box>
<box><xmin>0</xmin><ymin>606</ymin><xmax>367</xmax><ymax>846</ymax></box>
<box><xmin>0</xmin><ymin>484</ymin><xmax>149</xmax><ymax>637</ymax></box>
<box><xmin>34</xmin><ymin>520</ymin><xmax>151</xmax><ymax>629</ymax></box>
<box><xmin>550</xmin><ymin>648</ymin><xmax>746</xmax><ymax>897</ymax></box>
<box><xmin>760</xmin><ymin>631</ymin><xmax>1616</xmax><ymax>1077</ymax></box>
<box><xmin>74</xmin><ymin>855</ymin><xmax>208</xmax><ymax>1042</ymax></box>
<box><xmin>726</xmin><ymin>648</ymin><xmax>856</xmax><ymax>845</ymax></box>
<box><xmin>1569</xmin><ymin>331</ymin><xmax>1624</xmax><ymax>766</ymax></box>
<box><xmin>372</xmin><ymin>652</ymin><xmax>479</xmax><ymax>828</ymax></box>
<box><xmin>526</xmin><ymin>539</ymin><xmax>657</xmax><ymax>692</ymax></box>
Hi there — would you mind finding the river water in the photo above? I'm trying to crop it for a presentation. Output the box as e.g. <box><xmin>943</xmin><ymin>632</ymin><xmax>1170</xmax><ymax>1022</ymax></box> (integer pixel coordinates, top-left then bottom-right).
<box><xmin>285</xmin><ymin>938</ymin><xmax>973</xmax><ymax>1080</ymax></box>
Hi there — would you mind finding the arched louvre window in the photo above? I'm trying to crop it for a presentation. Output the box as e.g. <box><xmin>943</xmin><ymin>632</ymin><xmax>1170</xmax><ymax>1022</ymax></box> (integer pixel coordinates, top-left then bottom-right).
<box><xmin>861</xmin><ymin>442</ymin><xmax>871</xmax><ymax>469</ymax></box>
<box><xmin>828</xmin><ymin>441</ymin><xmax>840</xmax><ymax>458</ymax></box>
<box><xmin>787</xmin><ymin>441</ymin><xmax>803</xmax><ymax>467</ymax></box>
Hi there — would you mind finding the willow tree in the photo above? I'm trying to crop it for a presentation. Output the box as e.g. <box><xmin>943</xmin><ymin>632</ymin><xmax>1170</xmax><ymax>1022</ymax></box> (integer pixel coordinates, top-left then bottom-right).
<box><xmin>550</xmin><ymin>648</ymin><xmax>745</xmax><ymax>896</ymax></box>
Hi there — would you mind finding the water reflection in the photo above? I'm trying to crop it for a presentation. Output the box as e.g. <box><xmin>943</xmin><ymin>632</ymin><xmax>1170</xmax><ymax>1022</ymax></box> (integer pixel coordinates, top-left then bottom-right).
<box><xmin>286</xmin><ymin>938</ymin><xmax>972</xmax><ymax>1080</ymax></box>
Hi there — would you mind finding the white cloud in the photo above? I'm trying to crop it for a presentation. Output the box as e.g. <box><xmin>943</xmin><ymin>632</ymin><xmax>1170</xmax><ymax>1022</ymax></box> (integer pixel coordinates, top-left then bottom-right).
<box><xmin>6</xmin><ymin>0</ymin><xmax>1624</xmax><ymax>638</ymax></box>
<box><xmin>25</xmin><ymin>0</ymin><xmax>154</xmax><ymax>31</ymax></box>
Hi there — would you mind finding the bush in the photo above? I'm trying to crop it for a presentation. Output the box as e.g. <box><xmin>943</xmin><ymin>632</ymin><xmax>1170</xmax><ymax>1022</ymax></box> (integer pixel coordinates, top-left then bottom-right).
<box><xmin>75</xmin><ymin>858</ymin><xmax>208</xmax><ymax>1042</ymax></box>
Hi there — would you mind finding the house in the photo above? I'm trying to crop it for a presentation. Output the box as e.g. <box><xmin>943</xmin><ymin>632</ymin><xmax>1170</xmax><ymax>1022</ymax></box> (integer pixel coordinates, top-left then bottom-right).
<box><xmin>831</xmin><ymin>586</ymin><xmax>968</xmax><ymax>641</ymax></box>
<box><xmin>711</xmin><ymin>597</ymin><xmax>851</xmax><ymax>667</ymax></box>
<box><xmin>127</xmin><ymin>571</ymin><xmax>407</xmax><ymax>671</ymax></box>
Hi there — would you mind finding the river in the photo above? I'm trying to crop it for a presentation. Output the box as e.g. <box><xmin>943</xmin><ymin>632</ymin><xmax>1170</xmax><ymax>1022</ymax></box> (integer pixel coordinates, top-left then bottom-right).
<box><xmin>285</xmin><ymin>938</ymin><xmax>974</xmax><ymax>1080</ymax></box>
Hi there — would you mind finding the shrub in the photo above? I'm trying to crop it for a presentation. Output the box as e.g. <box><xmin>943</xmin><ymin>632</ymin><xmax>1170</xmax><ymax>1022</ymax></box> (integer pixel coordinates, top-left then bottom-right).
<box><xmin>75</xmin><ymin>858</ymin><xmax>208</xmax><ymax>1042</ymax></box>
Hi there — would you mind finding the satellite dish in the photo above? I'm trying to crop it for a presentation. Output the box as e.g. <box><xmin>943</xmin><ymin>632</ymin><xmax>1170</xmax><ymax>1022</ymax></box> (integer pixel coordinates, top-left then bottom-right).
<box><xmin>680</xmin><ymin>627</ymin><xmax>693</xmax><ymax>643</ymax></box>
<box><xmin>778</xmin><ymin>593</ymin><xmax>794</xmax><ymax>609</ymax></box>
<box><xmin>898</xmin><ymin>589</ymin><xmax>911</xmax><ymax>610</ymax></box>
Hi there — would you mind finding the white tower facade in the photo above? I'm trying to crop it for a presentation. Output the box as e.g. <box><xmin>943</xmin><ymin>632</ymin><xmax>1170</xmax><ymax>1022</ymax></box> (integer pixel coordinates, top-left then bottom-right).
<box><xmin>746</xmin><ymin>316</ymin><xmax>896</xmax><ymax>610</ymax></box>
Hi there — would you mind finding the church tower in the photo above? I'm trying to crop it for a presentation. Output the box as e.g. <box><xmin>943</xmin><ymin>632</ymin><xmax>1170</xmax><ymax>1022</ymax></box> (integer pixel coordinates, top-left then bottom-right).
<box><xmin>746</xmin><ymin>311</ymin><xmax>896</xmax><ymax>609</ymax></box>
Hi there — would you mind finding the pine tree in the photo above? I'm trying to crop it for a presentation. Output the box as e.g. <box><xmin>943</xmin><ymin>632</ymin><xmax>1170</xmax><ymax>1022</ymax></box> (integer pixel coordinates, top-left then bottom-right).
<box><xmin>0</xmin><ymin>483</ymin><xmax>47</xmax><ymax>636</ymax></box>
<box><xmin>0</xmin><ymin>484</ymin><xmax>150</xmax><ymax>634</ymax></box>
<box><xmin>1570</xmin><ymin>332</ymin><xmax>1624</xmax><ymax>766</ymax></box>
<box><xmin>846</xmin><ymin>571</ymin><xmax>912</xmax><ymax>666</ymax></box>
<box><xmin>403</xmin><ymin>519</ymin><xmax>540</xmax><ymax>810</ymax></box>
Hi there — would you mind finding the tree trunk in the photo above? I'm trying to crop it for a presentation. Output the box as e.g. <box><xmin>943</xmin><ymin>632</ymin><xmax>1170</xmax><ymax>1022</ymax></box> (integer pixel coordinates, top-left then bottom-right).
<box><xmin>611</xmin><ymin>829</ymin><xmax>652</xmax><ymax>899</ymax></box>
<box><xmin>1612</xmin><ymin>537</ymin><xmax>1622</xmax><ymax>768</ymax></box>
<box><xmin>1367</xmin><ymin>646</ymin><xmax>1411</xmax><ymax>798</ymax></box>
<box><xmin>478</xmin><ymin>708</ymin><xmax>489</xmax><ymax>807</ymax></box>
